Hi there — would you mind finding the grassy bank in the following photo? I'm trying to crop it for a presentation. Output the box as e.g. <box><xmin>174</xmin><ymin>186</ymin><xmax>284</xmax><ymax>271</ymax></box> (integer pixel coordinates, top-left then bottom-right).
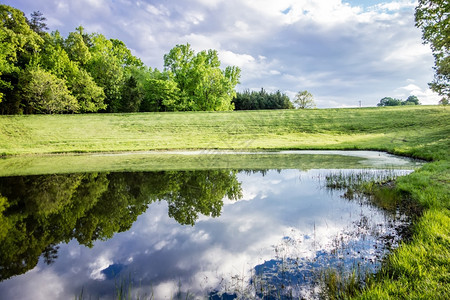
<box><xmin>0</xmin><ymin>106</ymin><xmax>448</xmax><ymax>160</ymax></box>
<box><xmin>0</xmin><ymin>105</ymin><xmax>449</xmax><ymax>298</ymax></box>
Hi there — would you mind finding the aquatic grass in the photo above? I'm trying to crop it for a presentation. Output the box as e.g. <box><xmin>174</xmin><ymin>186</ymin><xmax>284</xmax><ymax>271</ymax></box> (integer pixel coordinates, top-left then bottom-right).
<box><xmin>324</xmin><ymin>169</ymin><xmax>413</xmax><ymax>211</ymax></box>
<box><xmin>351</xmin><ymin>161</ymin><xmax>450</xmax><ymax>299</ymax></box>
<box><xmin>324</xmin><ymin>169</ymin><xmax>403</xmax><ymax>191</ymax></box>
<box><xmin>356</xmin><ymin>208</ymin><xmax>450</xmax><ymax>300</ymax></box>
<box><xmin>319</xmin><ymin>268</ymin><xmax>367</xmax><ymax>300</ymax></box>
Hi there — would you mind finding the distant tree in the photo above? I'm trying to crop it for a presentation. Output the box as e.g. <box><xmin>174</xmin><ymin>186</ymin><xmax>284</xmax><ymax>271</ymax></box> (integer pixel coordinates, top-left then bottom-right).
<box><xmin>377</xmin><ymin>97</ymin><xmax>402</xmax><ymax>107</ymax></box>
<box><xmin>20</xmin><ymin>66</ymin><xmax>79</xmax><ymax>114</ymax></box>
<box><xmin>439</xmin><ymin>97</ymin><xmax>449</xmax><ymax>106</ymax></box>
<box><xmin>27</xmin><ymin>11</ymin><xmax>48</xmax><ymax>35</ymax></box>
<box><xmin>233</xmin><ymin>88</ymin><xmax>293</xmax><ymax>110</ymax></box>
<box><xmin>415</xmin><ymin>0</ymin><xmax>449</xmax><ymax>98</ymax></box>
<box><xmin>142</xmin><ymin>78</ymin><xmax>183</xmax><ymax>111</ymax></box>
<box><xmin>377</xmin><ymin>96</ymin><xmax>421</xmax><ymax>107</ymax></box>
<box><xmin>403</xmin><ymin>95</ymin><xmax>420</xmax><ymax>105</ymax></box>
<box><xmin>86</xmin><ymin>33</ymin><xmax>144</xmax><ymax>112</ymax></box>
<box><xmin>33</xmin><ymin>35</ymin><xmax>105</xmax><ymax>113</ymax></box>
<box><xmin>294</xmin><ymin>90</ymin><xmax>315</xmax><ymax>109</ymax></box>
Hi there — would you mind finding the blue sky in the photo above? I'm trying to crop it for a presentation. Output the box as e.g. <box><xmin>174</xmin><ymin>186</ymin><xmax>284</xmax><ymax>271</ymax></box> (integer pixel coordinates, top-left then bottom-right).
<box><xmin>3</xmin><ymin>0</ymin><xmax>440</xmax><ymax>107</ymax></box>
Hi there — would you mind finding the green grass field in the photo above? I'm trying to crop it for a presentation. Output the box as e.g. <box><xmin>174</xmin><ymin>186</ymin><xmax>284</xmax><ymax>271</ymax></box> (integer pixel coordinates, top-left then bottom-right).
<box><xmin>0</xmin><ymin>106</ymin><xmax>448</xmax><ymax>160</ymax></box>
<box><xmin>0</xmin><ymin>105</ymin><xmax>449</xmax><ymax>299</ymax></box>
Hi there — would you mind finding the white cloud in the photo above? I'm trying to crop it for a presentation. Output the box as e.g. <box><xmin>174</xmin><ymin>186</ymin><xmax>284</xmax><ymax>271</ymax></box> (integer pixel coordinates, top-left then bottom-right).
<box><xmin>143</xmin><ymin>4</ymin><xmax>170</xmax><ymax>16</ymax></box>
<box><xmin>371</xmin><ymin>0</ymin><xmax>416</xmax><ymax>12</ymax></box>
<box><xmin>397</xmin><ymin>83</ymin><xmax>441</xmax><ymax>104</ymax></box>
<box><xmin>219</xmin><ymin>50</ymin><xmax>255</xmax><ymax>68</ymax></box>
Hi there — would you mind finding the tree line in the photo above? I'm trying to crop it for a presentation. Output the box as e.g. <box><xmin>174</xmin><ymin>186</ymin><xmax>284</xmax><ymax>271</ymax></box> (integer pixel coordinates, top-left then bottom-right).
<box><xmin>233</xmin><ymin>88</ymin><xmax>293</xmax><ymax>110</ymax></box>
<box><xmin>0</xmin><ymin>5</ymin><xmax>241</xmax><ymax>114</ymax></box>
<box><xmin>0</xmin><ymin>5</ymin><xmax>320</xmax><ymax>114</ymax></box>
<box><xmin>377</xmin><ymin>95</ymin><xmax>421</xmax><ymax>107</ymax></box>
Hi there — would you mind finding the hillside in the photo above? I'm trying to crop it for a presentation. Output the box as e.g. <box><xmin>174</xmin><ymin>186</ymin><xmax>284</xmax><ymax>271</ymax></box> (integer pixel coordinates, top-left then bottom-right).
<box><xmin>1</xmin><ymin>106</ymin><xmax>448</xmax><ymax>160</ymax></box>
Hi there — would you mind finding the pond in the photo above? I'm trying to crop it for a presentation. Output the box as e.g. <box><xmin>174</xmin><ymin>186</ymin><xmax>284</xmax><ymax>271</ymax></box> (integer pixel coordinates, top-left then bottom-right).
<box><xmin>0</xmin><ymin>151</ymin><xmax>422</xmax><ymax>299</ymax></box>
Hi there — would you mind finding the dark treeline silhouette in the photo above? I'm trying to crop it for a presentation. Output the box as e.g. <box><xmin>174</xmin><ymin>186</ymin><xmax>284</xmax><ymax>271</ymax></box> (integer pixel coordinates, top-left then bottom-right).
<box><xmin>232</xmin><ymin>88</ymin><xmax>294</xmax><ymax>110</ymax></box>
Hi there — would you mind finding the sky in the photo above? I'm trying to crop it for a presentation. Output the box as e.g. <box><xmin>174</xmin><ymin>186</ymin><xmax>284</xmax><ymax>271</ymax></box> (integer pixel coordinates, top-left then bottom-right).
<box><xmin>3</xmin><ymin>0</ymin><xmax>441</xmax><ymax>107</ymax></box>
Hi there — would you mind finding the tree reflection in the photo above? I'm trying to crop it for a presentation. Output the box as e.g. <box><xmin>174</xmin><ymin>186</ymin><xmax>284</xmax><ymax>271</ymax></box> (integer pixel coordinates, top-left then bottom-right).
<box><xmin>0</xmin><ymin>170</ymin><xmax>242</xmax><ymax>281</ymax></box>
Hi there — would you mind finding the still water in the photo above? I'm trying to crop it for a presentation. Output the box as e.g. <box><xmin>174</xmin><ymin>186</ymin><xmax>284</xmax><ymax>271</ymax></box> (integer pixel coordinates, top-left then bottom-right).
<box><xmin>0</xmin><ymin>152</ymin><xmax>420</xmax><ymax>299</ymax></box>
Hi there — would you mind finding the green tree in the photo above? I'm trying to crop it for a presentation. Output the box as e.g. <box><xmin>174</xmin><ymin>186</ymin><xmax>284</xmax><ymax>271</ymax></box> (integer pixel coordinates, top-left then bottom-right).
<box><xmin>86</xmin><ymin>34</ymin><xmax>124</xmax><ymax>112</ymax></box>
<box><xmin>294</xmin><ymin>90</ymin><xmax>316</xmax><ymax>109</ymax></box>
<box><xmin>403</xmin><ymin>95</ymin><xmax>420</xmax><ymax>105</ymax></box>
<box><xmin>377</xmin><ymin>97</ymin><xmax>402</xmax><ymax>107</ymax></box>
<box><xmin>20</xmin><ymin>66</ymin><xmax>79</xmax><ymax>114</ymax></box>
<box><xmin>438</xmin><ymin>97</ymin><xmax>449</xmax><ymax>105</ymax></box>
<box><xmin>68</xmin><ymin>67</ymin><xmax>106</xmax><ymax>112</ymax></box>
<box><xmin>233</xmin><ymin>88</ymin><xmax>294</xmax><ymax>110</ymax></box>
<box><xmin>120</xmin><ymin>76</ymin><xmax>142</xmax><ymax>112</ymax></box>
<box><xmin>64</xmin><ymin>30</ymin><xmax>91</xmax><ymax>66</ymax></box>
<box><xmin>163</xmin><ymin>43</ymin><xmax>241</xmax><ymax>111</ymax></box>
<box><xmin>34</xmin><ymin>34</ymin><xmax>105</xmax><ymax>113</ymax></box>
<box><xmin>415</xmin><ymin>0</ymin><xmax>450</xmax><ymax>98</ymax></box>
<box><xmin>141</xmin><ymin>78</ymin><xmax>182</xmax><ymax>111</ymax></box>
<box><xmin>0</xmin><ymin>4</ymin><xmax>43</xmax><ymax>113</ymax></box>
<box><xmin>86</xmin><ymin>33</ymin><xmax>143</xmax><ymax>112</ymax></box>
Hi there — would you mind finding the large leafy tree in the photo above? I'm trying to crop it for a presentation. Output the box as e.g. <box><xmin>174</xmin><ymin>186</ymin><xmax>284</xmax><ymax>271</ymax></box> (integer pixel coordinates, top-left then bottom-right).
<box><xmin>20</xmin><ymin>66</ymin><xmax>79</xmax><ymax>114</ymax></box>
<box><xmin>415</xmin><ymin>0</ymin><xmax>450</xmax><ymax>99</ymax></box>
<box><xmin>86</xmin><ymin>33</ymin><xmax>143</xmax><ymax>112</ymax></box>
<box><xmin>164</xmin><ymin>43</ymin><xmax>241</xmax><ymax>111</ymax></box>
<box><xmin>64</xmin><ymin>29</ymin><xmax>91</xmax><ymax>66</ymax></box>
<box><xmin>86</xmin><ymin>34</ymin><xmax>125</xmax><ymax>112</ymax></box>
<box><xmin>0</xmin><ymin>4</ymin><xmax>43</xmax><ymax>113</ymax></box>
<box><xmin>36</xmin><ymin>33</ymin><xmax>106</xmax><ymax>112</ymax></box>
<box><xmin>142</xmin><ymin>77</ymin><xmax>182</xmax><ymax>112</ymax></box>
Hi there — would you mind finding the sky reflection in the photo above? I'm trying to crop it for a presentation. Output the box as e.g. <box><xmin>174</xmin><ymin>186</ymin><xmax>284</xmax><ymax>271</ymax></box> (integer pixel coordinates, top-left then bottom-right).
<box><xmin>0</xmin><ymin>168</ymin><xmax>411</xmax><ymax>299</ymax></box>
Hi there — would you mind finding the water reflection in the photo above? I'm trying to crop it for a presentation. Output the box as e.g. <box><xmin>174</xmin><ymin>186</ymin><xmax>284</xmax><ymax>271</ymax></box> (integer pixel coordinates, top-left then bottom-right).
<box><xmin>0</xmin><ymin>170</ymin><xmax>241</xmax><ymax>281</ymax></box>
<box><xmin>0</xmin><ymin>168</ymin><xmax>413</xmax><ymax>299</ymax></box>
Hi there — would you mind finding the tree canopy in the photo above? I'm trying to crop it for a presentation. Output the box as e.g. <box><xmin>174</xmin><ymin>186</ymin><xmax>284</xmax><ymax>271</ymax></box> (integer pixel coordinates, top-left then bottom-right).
<box><xmin>294</xmin><ymin>90</ymin><xmax>316</xmax><ymax>109</ymax></box>
<box><xmin>164</xmin><ymin>43</ymin><xmax>241</xmax><ymax>111</ymax></box>
<box><xmin>0</xmin><ymin>6</ymin><xmax>241</xmax><ymax>114</ymax></box>
<box><xmin>415</xmin><ymin>0</ymin><xmax>450</xmax><ymax>100</ymax></box>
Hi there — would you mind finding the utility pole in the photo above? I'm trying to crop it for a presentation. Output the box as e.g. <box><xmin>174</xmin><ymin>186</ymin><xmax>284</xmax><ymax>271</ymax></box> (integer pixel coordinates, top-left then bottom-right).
<box><xmin>359</xmin><ymin>100</ymin><xmax>362</xmax><ymax>108</ymax></box>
